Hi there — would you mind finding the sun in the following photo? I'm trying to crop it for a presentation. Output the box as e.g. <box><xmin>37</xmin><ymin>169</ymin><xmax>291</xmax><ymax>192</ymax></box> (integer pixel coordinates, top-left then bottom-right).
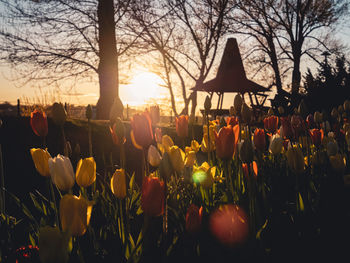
<box><xmin>120</xmin><ymin>71</ymin><xmax>165</xmax><ymax>107</ymax></box>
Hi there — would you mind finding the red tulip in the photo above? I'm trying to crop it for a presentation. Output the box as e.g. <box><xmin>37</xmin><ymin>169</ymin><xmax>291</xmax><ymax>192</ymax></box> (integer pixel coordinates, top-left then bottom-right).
<box><xmin>130</xmin><ymin>112</ymin><xmax>153</xmax><ymax>148</ymax></box>
<box><xmin>141</xmin><ymin>176</ymin><xmax>165</xmax><ymax>217</ymax></box>
<box><xmin>226</xmin><ymin>116</ymin><xmax>239</xmax><ymax>127</ymax></box>
<box><xmin>185</xmin><ymin>204</ymin><xmax>203</xmax><ymax>234</ymax></box>
<box><xmin>280</xmin><ymin>117</ymin><xmax>293</xmax><ymax>140</ymax></box>
<box><xmin>263</xmin><ymin>116</ymin><xmax>279</xmax><ymax>134</ymax></box>
<box><xmin>253</xmin><ymin>128</ymin><xmax>266</xmax><ymax>151</ymax></box>
<box><xmin>176</xmin><ymin>115</ymin><xmax>189</xmax><ymax>138</ymax></box>
<box><xmin>30</xmin><ymin>109</ymin><xmax>48</xmax><ymax>137</ymax></box>
<box><xmin>309</xmin><ymin>129</ymin><xmax>323</xmax><ymax>147</ymax></box>
<box><xmin>291</xmin><ymin>115</ymin><xmax>305</xmax><ymax>138</ymax></box>
<box><xmin>209</xmin><ymin>204</ymin><xmax>249</xmax><ymax>247</ymax></box>
<box><xmin>242</xmin><ymin>161</ymin><xmax>258</xmax><ymax>178</ymax></box>
<box><xmin>215</xmin><ymin>126</ymin><xmax>235</xmax><ymax>159</ymax></box>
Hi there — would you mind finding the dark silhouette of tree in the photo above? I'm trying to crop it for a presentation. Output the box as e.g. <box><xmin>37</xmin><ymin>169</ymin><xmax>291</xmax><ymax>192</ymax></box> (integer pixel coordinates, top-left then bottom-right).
<box><xmin>0</xmin><ymin>0</ymin><xmax>135</xmax><ymax>119</ymax></box>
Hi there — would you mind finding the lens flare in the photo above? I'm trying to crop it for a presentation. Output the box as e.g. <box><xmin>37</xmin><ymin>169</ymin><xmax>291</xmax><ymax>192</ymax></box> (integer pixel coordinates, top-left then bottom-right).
<box><xmin>192</xmin><ymin>170</ymin><xmax>207</xmax><ymax>184</ymax></box>
<box><xmin>209</xmin><ymin>204</ymin><xmax>249</xmax><ymax>247</ymax></box>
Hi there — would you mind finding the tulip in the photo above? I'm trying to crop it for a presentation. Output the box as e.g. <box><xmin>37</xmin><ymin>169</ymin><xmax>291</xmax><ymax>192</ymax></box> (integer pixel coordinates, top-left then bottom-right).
<box><xmin>30</xmin><ymin>109</ymin><xmax>48</xmax><ymax>137</ymax></box>
<box><xmin>280</xmin><ymin>117</ymin><xmax>293</xmax><ymax>139</ymax></box>
<box><xmin>75</xmin><ymin>157</ymin><xmax>96</xmax><ymax>187</ymax></box>
<box><xmin>309</xmin><ymin>129</ymin><xmax>323</xmax><ymax>147</ymax></box>
<box><xmin>159</xmin><ymin>152</ymin><xmax>173</xmax><ymax>179</ymax></box>
<box><xmin>190</xmin><ymin>140</ymin><xmax>200</xmax><ymax>153</ymax></box>
<box><xmin>185</xmin><ymin>150</ymin><xmax>196</xmax><ymax>167</ymax></box>
<box><xmin>110</xmin><ymin>118</ymin><xmax>126</xmax><ymax>145</ymax></box>
<box><xmin>161</xmin><ymin>135</ymin><xmax>174</xmax><ymax>153</ymax></box>
<box><xmin>141</xmin><ymin>176</ymin><xmax>165</xmax><ymax>217</ymax></box>
<box><xmin>229</xmin><ymin>106</ymin><xmax>235</xmax><ymax>116</ymax></box>
<box><xmin>30</xmin><ymin>148</ymin><xmax>51</xmax><ymax>177</ymax></box>
<box><xmin>291</xmin><ymin>115</ymin><xmax>305</xmax><ymax>138</ymax></box>
<box><xmin>267</xmin><ymin>108</ymin><xmax>274</xmax><ymax>116</ymax></box>
<box><xmin>286</xmin><ymin>146</ymin><xmax>304</xmax><ymax>174</ymax></box>
<box><xmin>130</xmin><ymin>112</ymin><xmax>153</xmax><ymax>149</ymax></box>
<box><xmin>239</xmin><ymin>139</ymin><xmax>254</xmax><ymax>164</ymax></box>
<box><xmin>169</xmin><ymin>146</ymin><xmax>185</xmax><ymax>172</ymax></box>
<box><xmin>59</xmin><ymin>194</ymin><xmax>93</xmax><ymax>236</ymax></box>
<box><xmin>110</xmin><ymin>169</ymin><xmax>127</xmax><ymax>199</ymax></box>
<box><xmin>253</xmin><ymin>128</ymin><xmax>266</xmax><ymax>152</ymax></box>
<box><xmin>263</xmin><ymin>116</ymin><xmax>279</xmax><ymax>134</ymax></box>
<box><xmin>48</xmin><ymin>154</ymin><xmax>75</xmax><ymax>191</ymax></box>
<box><xmin>326</xmin><ymin>140</ymin><xmax>338</xmax><ymax>156</ymax></box>
<box><xmin>241</xmin><ymin>103</ymin><xmax>252</xmax><ymax>124</ymax></box>
<box><xmin>201</xmin><ymin>124</ymin><xmax>216</xmax><ymax>152</ymax></box>
<box><xmin>186</xmin><ymin>204</ymin><xmax>203</xmax><ymax>234</ymax></box>
<box><xmin>86</xmin><ymin>104</ymin><xmax>93</xmax><ymax>119</ymax></box>
<box><xmin>149</xmin><ymin>105</ymin><xmax>160</xmax><ymax>125</ymax></box>
<box><xmin>269</xmin><ymin>134</ymin><xmax>283</xmax><ymax>155</ymax></box>
<box><xmin>51</xmin><ymin>102</ymin><xmax>67</xmax><ymax>126</ymax></box>
<box><xmin>306</xmin><ymin>114</ymin><xmax>315</xmax><ymax>128</ymax></box>
<box><xmin>215</xmin><ymin>126</ymin><xmax>235</xmax><ymax>159</ymax></box>
<box><xmin>209</xmin><ymin>204</ymin><xmax>249</xmax><ymax>247</ymax></box>
<box><xmin>204</xmin><ymin>95</ymin><xmax>212</xmax><ymax>112</ymax></box>
<box><xmin>314</xmin><ymin>111</ymin><xmax>322</xmax><ymax>123</ymax></box>
<box><xmin>226</xmin><ymin>116</ymin><xmax>239</xmax><ymax>127</ymax></box>
<box><xmin>148</xmin><ymin>145</ymin><xmax>162</xmax><ymax>167</ymax></box>
<box><xmin>38</xmin><ymin>226</ymin><xmax>69</xmax><ymax>263</ymax></box>
<box><xmin>192</xmin><ymin>162</ymin><xmax>215</xmax><ymax>189</ymax></box>
<box><xmin>329</xmin><ymin>154</ymin><xmax>346</xmax><ymax>173</ymax></box>
<box><xmin>234</xmin><ymin>94</ymin><xmax>243</xmax><ymax>113</ymax></box>
<box><xmin>176</xmin><ymin>115</ymin><xmax>189</xmax><ymax>138</ymax></box>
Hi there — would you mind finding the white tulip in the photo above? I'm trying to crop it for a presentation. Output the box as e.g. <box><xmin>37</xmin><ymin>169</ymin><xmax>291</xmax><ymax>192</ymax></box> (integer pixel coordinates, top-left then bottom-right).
<box><xmin>269</xmin><ymin>134</ymin><xmax>283</xmax><ymax>155</ymax></box>
<box><xmin>48</xmin><ymin>154</ymin><xmax>75</xmax><ymax>191</ymax></box>
<box><xmin>148</xmin><ymin>145</ymin><xmax>162</xmax><ymax>167</ymax></box>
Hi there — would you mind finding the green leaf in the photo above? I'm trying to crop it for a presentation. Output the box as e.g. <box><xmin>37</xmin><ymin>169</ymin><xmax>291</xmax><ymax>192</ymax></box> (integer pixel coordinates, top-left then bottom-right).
<box><xmin>129</xmin><ymin>172</ymin><xmax>135</xmax><ymax>191</ymax></box>
<box><xmin>298</xmin><ymin>192</ymin><xmax>304</xmax><ymax>212</ymax></box>
<box><xmin>29</xmin><ymin>233</ymin><xmax>36</xmax><ymax>247</ymax></box>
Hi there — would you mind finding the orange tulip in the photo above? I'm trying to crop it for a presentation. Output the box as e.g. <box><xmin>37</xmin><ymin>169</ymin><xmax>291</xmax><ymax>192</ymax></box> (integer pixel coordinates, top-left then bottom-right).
<box><xmin>30</xmin><ymin>109</ymin><xmax>48</xmax><ymax>137</ymax></box>
<box><xmin>309</xmin><ymin>129</ymin><xmax>323</xmax><ymax>147</ymax></box>
<box><xmin>253</xmin><ymin>128</ymin><xmax>266</xmax><ymax>152</ymax></box>
<box><xmin>215</xmin><ymin>126</ymin><xmax>235</xmax><ymax>159</ymax></box>
<box><xmin>186</xmin><ymin>204</ymin><xmax>203</xmax><ymax>234</ymax></box>
<box><xmin>226</xmin><ymin>116</ymin><xmax>239</xmax><ymax>127</ymax></box>
<box><xmin>263</xmin><ymin>116</ymin><xmax>278</xmax><ymax>134</ymax></box>
<box><xmin>130</xmin><ymin>112</ymin><xmax>153</xmax><ymax>148</ymax></box>
<box><xmin>141</xmin><ymin>176</ymin><xmax>165</xmax><ymax>217</ymax></box>
<box><xmin>175</xmin><ymin>115</ymin><xmax>189</xmax><ymax>138</ymax></box>
<box><xmin>110</xmin><ymin>118</ymin><xmax>125</xmax><ymax>145</ymax></box>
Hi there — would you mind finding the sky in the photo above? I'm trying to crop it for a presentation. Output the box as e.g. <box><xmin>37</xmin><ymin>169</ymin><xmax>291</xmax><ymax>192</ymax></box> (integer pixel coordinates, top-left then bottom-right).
<box><xmin>1</xmin><ymin>28</ymin><xmax>350</xmax><ymax>115</ymax></box>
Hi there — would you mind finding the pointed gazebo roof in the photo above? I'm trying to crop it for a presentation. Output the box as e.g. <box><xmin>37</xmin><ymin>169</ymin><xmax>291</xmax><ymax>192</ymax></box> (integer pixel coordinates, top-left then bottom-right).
<box><xmin>192</xmin><ymin>38</ymin><xmax>270</xmax><ymax>94</ymax></box>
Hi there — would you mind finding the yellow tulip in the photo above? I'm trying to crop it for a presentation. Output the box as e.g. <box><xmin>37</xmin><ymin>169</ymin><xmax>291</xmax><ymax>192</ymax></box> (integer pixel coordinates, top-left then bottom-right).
<box><xmin>30</xmin><ymin>148</ymin><xmax>51</xmax><ymax>177</ymax></box>
<box><xmin>169</xmin><ymin>146</ymin><xmax>185</xmax><ymax>172</ymax></box>
<box><xmin>193</xmin><ymin>162</ymin><xmax>215</xmax><ymax>189</ymax></box>
<box><xmin>161</xmin><ymin>135</ymin><xmax>174</xmax><ymax>153</ymax></box>
<box><xmin>185</xmin><ymin>150</ymin><xmax>196</xmax><ymax>167</ymax></box>
<box><xmin>191</xmin><ymin>140</ymin><xmax>200</xmax><ymax>153</ymax></box>
<box><xmin>75</xmin><ymin>157</ymin><xmax>96</xmax><ymax>187</ymax></box>
<box><xmin>286</xmin><ymin>146</ymin><xmax>304</xmax><ymax>173</ymax></box>
<box><xmin>110</xmin><ymin>169</ymin><xmax>127</xmax><ymax>199</ymax></box>
<box><xmin>59</xmin><ymin>194</ymin><xmax>93</xmax><ymax>236</ymax></box>
<box><xmin>148</xmin><ymin>145</ymin><xmax>162</xmax><ymax>167</ymax></box>
<box><xmin>201</xmin><ymin>124</ymin><xmax>216</xmax><ymax>152</ymax></box>
<box><xmin>38</xmin><ymin>226</ymin><xmax>70</xmax><ymax>263</ymax></box>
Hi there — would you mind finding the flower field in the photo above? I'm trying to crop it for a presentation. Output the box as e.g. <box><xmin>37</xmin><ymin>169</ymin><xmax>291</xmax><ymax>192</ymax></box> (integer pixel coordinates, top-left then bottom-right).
<box><xmin>1</xmin><ymin>97</ymin><xmax>350</xmax><ymax>263</ymax></box>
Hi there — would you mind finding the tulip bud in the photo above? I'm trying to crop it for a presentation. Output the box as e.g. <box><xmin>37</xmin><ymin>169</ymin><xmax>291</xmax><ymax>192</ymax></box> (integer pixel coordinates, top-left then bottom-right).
<box><xmin>219</xmin><ymin>116</ymin><xmax>226</xmax><ymax>128</ymax></box>
<box><xmin>38</xmin><ymin>226</ymin><xmax>69</xmax><ymax>263</ymax></box>
<box><xmin>344</xmin><ymin>100</ymin><xmax>350</xmax><ymax>112</ymax></box>
<box><xmin>148</xmin><ymin>145</ymin><xmax>162</xmax><ymax>167</ymax></box>
<box><xmin>286</xmin><ymin>146</ymin><xmax>304</xmax><ymax>174</ymax></box>
<box><xmin>51</xmin><ymin>103</ymin><xmax>67</xmax><ymax>126</ymax></box>
<box><xmin>267</xmin><ymin>108</ymin><xmax>274</xmax><ymax>116</ymax></box>
<box><xmin>141</xmin><ymin>176</ymin><xmax>165</xmax><ymax>217</ymax></box>
<box><xmin>59</xmin><ymin>194</ymin><xmax>93</xmax><ymax>236</ymax></box>
<box><xmin>110</xmin><ymin>118</ymin><xmax>126</xmax><ymax>145</ymax></box>
<box><xmin>309</xmin><ymin>129</ymin><xmax>323</xmax><ymax>147</ymax></box>
<box><xmin>169</xmin><ymin>146</ymin><xmax>185</xmax><ymax>172</ymax></box>
<box><xmin>30</xmin><ymin>109</ymin><xmax>48</xmax><ymax>137</ymax></box>
<box><xmin>86</xmin><ymin>104</ymin><xmax>93</xmax><ymax>120</ymax></box>
<box><xmin>241</xmin><ymin>103</ymin><xmax>252</xmax><ymax>124</ymax></box>
<box><xmin>298</xmin><ymin>99</ymin><xmax>308</xmax><ymax>118</ymax></box>
<box><xmin>314</xmin><ymin>111</ymin><xmax>322</xmax><ymax>123</ymax></box>
<box><xmin>64</xmin><ymin>140</ymin><xmax>72</xmax><ymax>158</ymax></box>
<box><xmin>30</xmin><ymin>148</ymin><xmax>51</xmax><ymax>177</ymax></box>
<box><xmin>229</xmin><ymin>106</ymin><xmax>235</xmax><ymax>116</ymax></box>
<box><xmin>204</xmin><ymin>95</ymin><xmax>212</xmax><ymax>112</ymax></box>
<box><xmin>191</xmin><ymin>140</ymin><xmax>200</xmax><ymax>153</ymax></box>
<box><xmin>73</xmin><ymin>143</ymin><xmax>81</xmax><ymax>159</ymax></box>
<box><xmin>109</xmin><ymin>97</ymin><xmax>124</xmax><ymax>124</ymax></box>
<box><xmin>76</xmin><ymin>157</ymin><xmax>96</xmax><ymax>187</ymax></box>
<box><xmin>186</xmin><ymin>204</ymin><xmax>203</xmax><ymax>234</ymax></box>
<box><xmin>176</xmin><ymin>115</ymin><xmax>189</xmax><ymax>138</ymax></box>
<box><xmin>269</xmin><ymin>134</ymin><xmax>283</xmax><ymax>155</ymax></box>
<box><xmin>263</xmin><ymin>116</ymin><xmax>279</xmax><ymax>134</ymax></box>
<box><xmin>329</xmin><ymin>154</ymin><xmax>346</xmax><ymax>173</ymax></box>
<box><xmin>278</xmin><ymin>106</ymin><xmax>284</xmax><ymax>115</ymax></box>
<box><xmin>306</xmin><ymin>114</ymin><xmax>315</xmax><ymax>128</ymax></box>
<box><xmin>48</xmin><ymin>154</ymin><xmax>75</xmax><ymax>191</ymax></box>
<box><xmin>239</xmin><ymin>140</ymin><xmax>254</xmax><ymax>163</ymax></box>
<box><xmin>326</xmin><ymin>141</ymin><xmax>338</xmax><ymax>156</ymax></box>
<box><xmin>234</xmin><ymin>94</ymin><xmax>243</xmax><ymax>113</ymax></box>
<box><xmin>110</xmin><ymin>169</ymin><xmax>127</xmax><ymax>199</ymax></box>
<box><xmin>161</xmin><ymin>135</ymin><xmax>174</xmax><ymax>153</ymax></box>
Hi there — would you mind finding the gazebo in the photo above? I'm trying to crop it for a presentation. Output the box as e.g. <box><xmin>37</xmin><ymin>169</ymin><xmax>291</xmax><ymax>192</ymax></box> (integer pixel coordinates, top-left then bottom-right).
<box><xmin>192</xmin><ymin>38</ymin><xmax>270</xmax><ymax>116</ymax></box>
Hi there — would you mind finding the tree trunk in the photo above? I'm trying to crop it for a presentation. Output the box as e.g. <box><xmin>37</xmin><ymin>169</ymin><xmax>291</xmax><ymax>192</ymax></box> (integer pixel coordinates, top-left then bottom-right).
<box><xmin>291</xmin><ymin>56</ymin><xmax>301</xmax><ymax>106</ymax></box>
<box><xmin>96</xmin><ymin>0</ymin><xmax>118</xmax><ymax>120</ymax></box>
